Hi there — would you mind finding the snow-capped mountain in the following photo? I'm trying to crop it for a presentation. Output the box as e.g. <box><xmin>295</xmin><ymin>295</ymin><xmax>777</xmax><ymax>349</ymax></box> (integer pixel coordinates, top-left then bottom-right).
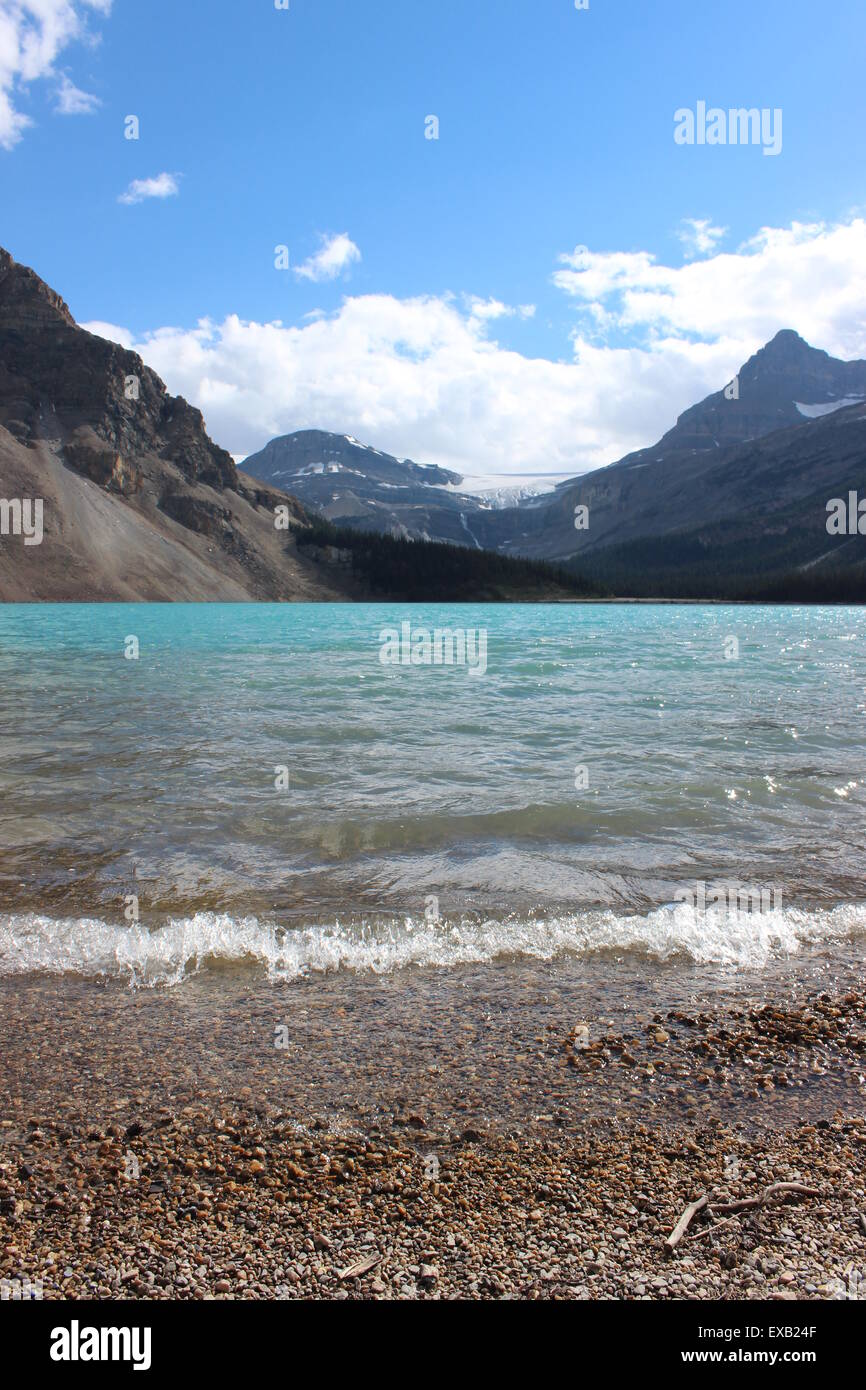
<box><xmin>242</xmin><ymin>429</ymin><xmax>501</xmax><ymax>544</ymax></box>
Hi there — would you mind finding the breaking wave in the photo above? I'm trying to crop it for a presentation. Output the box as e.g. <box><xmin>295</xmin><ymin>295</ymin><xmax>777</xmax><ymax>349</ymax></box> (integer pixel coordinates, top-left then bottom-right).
<box><xmin>1</xmin><ymin>902</ymin><xmax>865</xmax><ymax>988</ymax></box>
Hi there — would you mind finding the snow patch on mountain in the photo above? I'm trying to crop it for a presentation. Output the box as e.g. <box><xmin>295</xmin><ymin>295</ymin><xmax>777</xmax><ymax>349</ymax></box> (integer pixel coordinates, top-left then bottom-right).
<box><xmin>795</xmin><ymin>396</ymin><xmax>866</xmax><ymax>419</ymax></box>
<box><xmin>438</xmin><ymin>473</ymin><xmax>585</xmax><ymax>507</ymax></box>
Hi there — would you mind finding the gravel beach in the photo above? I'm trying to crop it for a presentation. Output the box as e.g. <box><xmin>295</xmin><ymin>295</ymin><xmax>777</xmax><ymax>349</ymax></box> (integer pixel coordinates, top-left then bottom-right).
<box><xmin>1</xmin><ymin>969</ymin><xmax>864</xmax><ymax>1301</ymax></box>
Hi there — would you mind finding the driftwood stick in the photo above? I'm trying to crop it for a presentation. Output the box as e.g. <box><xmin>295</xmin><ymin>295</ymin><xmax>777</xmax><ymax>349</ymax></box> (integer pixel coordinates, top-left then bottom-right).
<box><xmin>714</xmin><ymin>1182</ymin><xmax>822</xmax><ymax>1215</ymax></box>
<box><xmin>689</xmin><ymin>1215</ymin><xmax>742</xmax><ymax>1242</ymax></box>
<box><xmin>664</xmin><ymin>1193</ymin><xmax>708</xmax><ymax>1253</ymax></box>
<box><xmin>337</xmin><ymin>1254</ymin><xmax>381</xmax><ymax>1281</ymax></box>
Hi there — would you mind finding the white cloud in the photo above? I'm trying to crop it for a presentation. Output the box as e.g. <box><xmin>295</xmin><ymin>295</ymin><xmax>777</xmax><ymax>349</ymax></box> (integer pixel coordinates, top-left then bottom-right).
<box><xmin>118</xmin><ymin>172</ymin><xmax>180</xmax><ymax>205</ymax></box>
<box><xmin>0</xmin><ymin>0</ymin><xmax>111</xmax><ymax>149</ymax></box>
<box><xmin>464</xmin><ymin>296</ymin><xmax>536</xmax><ymax>322</ymax></box>
<box><xmin>83</xmin><ymin>319</ymin><xmax>133</xmax><ymax>348</ymax></box>
<box><xmin>553</xmin><ymin>219</ymin><xmax>866</xmax><ymax>360</ymax></box>
<box><xmin>294</xmin><ymin>232</ymin><xmax>361</xmax><ymax>283</ymax></box>
<box><xmin>55</xmin><ymin>71</ymin><xmax>98</xmax><ymax>114</ymax></box>
<box><xmin>82</xmin><ymin>217</ymin><xmax>866</xmax><ymax>481</ymax></box>
<box><xmin>677</xmin><ymin>217</ymin><xmax>727</xmax><ymax>259</ymax></box>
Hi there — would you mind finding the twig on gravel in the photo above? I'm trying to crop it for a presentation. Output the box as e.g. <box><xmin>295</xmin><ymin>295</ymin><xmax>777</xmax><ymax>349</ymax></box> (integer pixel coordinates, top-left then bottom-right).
<box><xmin>689</xmin><ymin>1215</ymin><xmax>742</xmax><ymax>1242</ymax></box>
<box><xmin>337</xmin><ymin>1254</ymin><xmax>382</xmax><ymax>1281</ymax></box>
<box><xmin>713</xmin><ymin>1182</ymin><xmax>822</xmax><ymax>1215</ymax></box>
<box><xmin>664</xmin><ymin>1193</ymin><xmax>709</xmax><ymax>1253</ymax></box>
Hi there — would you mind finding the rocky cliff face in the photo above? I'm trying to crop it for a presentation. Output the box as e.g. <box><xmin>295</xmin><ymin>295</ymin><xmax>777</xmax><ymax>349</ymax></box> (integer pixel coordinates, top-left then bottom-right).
<box><xmin>0</xmin><ymin>246</ymin><xmax>237</xmax><ymax>493</ymax></box>
<box><xmin>0</xmin><ymin>247</ymin><xmax>345</xmax><ymax>601</ymax></box>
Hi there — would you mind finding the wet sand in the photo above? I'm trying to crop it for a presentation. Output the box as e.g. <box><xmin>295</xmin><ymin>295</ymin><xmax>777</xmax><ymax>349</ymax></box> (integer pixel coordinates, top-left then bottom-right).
<box><xmin>1</xmin><ymin>950</ymin><xmax>864</xmax><ymax>1299</ymax></box>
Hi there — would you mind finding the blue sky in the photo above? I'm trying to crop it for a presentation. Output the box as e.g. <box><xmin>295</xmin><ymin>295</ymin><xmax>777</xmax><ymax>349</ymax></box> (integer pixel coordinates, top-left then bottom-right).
<box><xmin>2</xmin><ymin>0</ymin><xmax>866</xmax><ymax>480</ymax></box>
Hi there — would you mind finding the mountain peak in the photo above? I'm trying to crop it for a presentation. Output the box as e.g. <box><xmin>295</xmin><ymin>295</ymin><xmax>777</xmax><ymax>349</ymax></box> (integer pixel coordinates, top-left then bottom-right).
<box><xmin>766</xmin><ymin>327</ymin><xmax>809</xmax><ymax>347</ymax></box>
<box><xmin>747</xmin><ymin>327</ymin><xmax>828</xmax><ymax>371</ymax></box>
<box><xmin>647</xmin><ymin>329</ymin><xmax>866</xmax><ymax>458</ymax></box>
<box><xmin>0</xmin><ymin>246</ymin><xmax>76</xmax><ymax>331</ymax></box>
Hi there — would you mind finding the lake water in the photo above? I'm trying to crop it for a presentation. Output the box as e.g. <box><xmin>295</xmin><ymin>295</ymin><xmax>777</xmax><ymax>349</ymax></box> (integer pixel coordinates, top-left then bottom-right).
<box><xmin>1</xmin><ymin>602</ymin><xmax>865</xmax><ymax>989</ymax></box>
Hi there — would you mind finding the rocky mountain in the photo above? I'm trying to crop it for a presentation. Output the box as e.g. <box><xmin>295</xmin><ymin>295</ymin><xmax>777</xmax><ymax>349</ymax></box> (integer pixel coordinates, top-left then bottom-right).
<box><xmin>567</xmin><ymin>399</ymin><xmax>866</xmax><ymax>596</ymax></box>
<box><xmin>243</xmin><ymin>333</ymin><xmax>866</xmax><ymax>593</ymax></box>
<box><xmin>0</xmin><ymin>248</ymin><xmax>349</xmax><ymax>601</ymax></box>
<box><xmin>469</xmin><ymin>330</ymin><xmax>866</xmax><ymax>575</ymax></box>
<box><xmin>651</xmin><ymin>328</ymin><xmax>866</xmax><ymax>455</ymax></box>
<box><xmin>243</xmin><ymin>429</ymin><xmax>501</xmax><ymax>547</ymax></box>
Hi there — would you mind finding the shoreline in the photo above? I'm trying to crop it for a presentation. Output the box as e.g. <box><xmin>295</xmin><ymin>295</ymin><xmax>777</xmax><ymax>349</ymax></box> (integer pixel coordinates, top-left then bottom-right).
<box><xmin>1</xmin><ymin>967</ymin><xmax>864</xmax><ymax>1300</ymax></box>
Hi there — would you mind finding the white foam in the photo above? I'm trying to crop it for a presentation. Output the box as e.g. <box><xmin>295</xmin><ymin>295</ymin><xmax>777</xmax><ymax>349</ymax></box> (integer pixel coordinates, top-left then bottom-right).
<box><xmin>1</xmin><ymin>903</ymin><xmax>865</xmax><ymax>989</ymax></box>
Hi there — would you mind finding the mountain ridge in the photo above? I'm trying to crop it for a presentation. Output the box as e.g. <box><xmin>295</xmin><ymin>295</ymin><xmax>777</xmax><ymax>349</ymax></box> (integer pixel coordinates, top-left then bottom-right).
<box><xmin>464</xmin><ymin>328</ymin><xmax>866</xmax><ymax>570</ymax></box>
<box><xmin>242</xmin><ymin>428</ymin><xmax>489</xmax><ymax>546</ymax></box>
<box><xmin>0</xmin><ymin>246</ymin><xmax>350</xmax><ymax>601</ymax></box>
<box><xmin>241</xmin><ymin>329</ymin><xmax>866</xmax><ymax>578</ymax></box>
